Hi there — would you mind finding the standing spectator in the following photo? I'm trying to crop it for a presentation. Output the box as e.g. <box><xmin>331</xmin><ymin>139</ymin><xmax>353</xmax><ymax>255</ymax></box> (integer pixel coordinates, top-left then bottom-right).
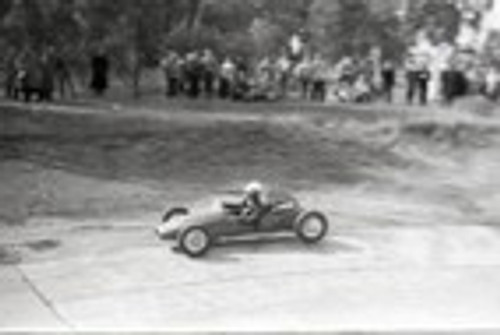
<box><xmin>232</xmin><ymin>57</ymin><xmax>251</xmax><ymax>100</ymax></box>
<box><xmin>4</xmin><ymin>51</ymin><xmax>19</xmax><ymax>99</ymax></box>
<box><xmin>276</xmin><ymin>53</ymin><xmax>292</xmax><ymax>98</ymax></box>
<box><xmin>441</xmin><ymin>62</ymin><xmax>467</xmax><ymax>104</ymax></box>
<box><xmin>161</xmin><ymin>51</ymin><xmax>182</xmax><ymax>98</ymax></box>
<box><xmin>53</xmin><ymin>53</ymin><xmax>75</xmax><ymax>99</ymax></box>
<box><xmin>441</xmin><ymin>63</ymin><xmax>454</xmax><ymax>104</ymax></box>
<box><xmin>405</xmin><ymin>57</ymin><xmax>430</xmax><ymax>106</ymax></box>
<box><xmin>310</xmin><ymin>55</ymin><xmax>327</xmax><ymax>102</ymax></box>
<box><xmin>39</xmin><ymin>51</ymin><xmax>55</xmax><ymax>101</ymax></box>
<box><xmin>406</xmin><ymin>54</ymin><xmax>431</xmax><ymax>106</ymax></box>
<box><xmin>201</xmin><ymin>49</ymin><xmax>218</xmax><ymax>98</ymax></box>
<box><xmin>176</xmin><ymin>55</ymin><xmax>187</xmax><ymax>96</ymax></box>
<box><xmin>184</xmin><ymin>52</ymin><xmax>194</xmax><ymax>98</ymax></box>
<box><xmin>90</xmin><ymin>49</ymin><xmax>109</xmax><ymax>96</ymax></box>
<box><xmin>381</xmin><ymin>61</ymin><xmax>396</xmax><ymax>103</ymax></box>
<box><xmin>160</xmin><ymin>51</ymin><xmax>173</xmax><ymax>97</ymax></box>
<box><xmin>15</xmin><ymin>50</ymin><xmax>53</xmax><ymax>102</ymax></box>
<box><xmin>11</xmin><ymin>52</ymin><xmax>28</xmax><ymax>100</ymax></box>
<box><xmin>219</xmin><ymin>57</ymin><xmax>236</xmax><ymax>99</ymax></box>
<box><xmin>405</xmin><ymin>57</ymin><xmax>419</xmax><ymax>105</ymax></box>
<box><xmin>187</xmin><ymin>52</ymin><xmax>204</xmax><ymax>99</ymax></box>
<box><xmin>416</xmin><ymin>67</ymin><xmax>431</xmax><ymax>105</ymax></box>
<box><xmin>485</xmin><ymin>67</ymin><xmax>500</xmax><ymax>100</ymax></box>
<box><xmin>295</xmin><ymin>57</ymin><xmax>313</xmax><ymax>100</ymax></box>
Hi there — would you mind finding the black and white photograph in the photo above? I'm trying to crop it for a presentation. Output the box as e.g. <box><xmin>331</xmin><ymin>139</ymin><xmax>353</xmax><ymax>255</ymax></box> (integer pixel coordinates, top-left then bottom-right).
<box><xmin>1</xmin><ymin>0</ymin><xmax>500</xmax><ymax>332</ymax></box>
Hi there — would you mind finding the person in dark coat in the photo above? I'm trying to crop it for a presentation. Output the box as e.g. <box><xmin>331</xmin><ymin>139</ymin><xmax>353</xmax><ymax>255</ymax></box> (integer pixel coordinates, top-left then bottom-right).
<box><xmin>17</xmin><ymin>51</ymin><xmax>53</xmax><ymax>102</ymax></box>
<box><xmin>4</xmin><ymin>52</ymin><xmax>19</xmax><ymax>99</ymax></box>
<box><xmin>442</xmin><ymin>64</ymin><xmax>468</xmax><ymax>105</ymax></box>
<box><xmin>381</xmin><ymin>61</ymin><xmax>396</xmax><ymax>103</ymax></box>
<box><xmin>441</xmin><ymin>64</ymin><xmax>455</xmax><ymax>104</ymax></box>
<box><xmin>185</xmin><ymin>52</ymin><xmax>203</xmax><ymax>99</ymax></box>
<box><xmin>161</xmin><ymin>51</ymin><xmax>181</xmax><ymax>98</ymax></box>
<box><xmin>39</xmin><ymin>52</ymin><xmax>55</xmax><ymax>101</ymax></box>
<box><xmin>90</xmin><ymin>50</ymin><xmax>109</xmax><ymax>96</ymax></box>
<box><xmin>405</xmin><ymin>58</ymin><xmax>419</xmax><ymax>105</ymax></box>
<box><xmin>416</xmin><ymin>67</ymin><xmax>431</xmax><ymax>105</ymax></box>
<box><xmin>219</xmin><ymin>57</ymin><xmax>236</xmax><ymax>99</ymax></box>
<box><xmin>405</xmin><ymin>57</ymin><xmax>430</xmax><ymax>106</ymax></box>
<box><xmin>310</xmin><ymin>56</ymin><xmax>327</xmax><ymax>102</ymax></box>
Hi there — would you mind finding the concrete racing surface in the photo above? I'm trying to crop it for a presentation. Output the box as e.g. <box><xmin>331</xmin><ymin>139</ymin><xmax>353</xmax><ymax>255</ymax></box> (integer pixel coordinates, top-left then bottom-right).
<box><xmin>1</xmin><ymin>99</ymin><xmax>500</xmax><ymax>332</ymax></box>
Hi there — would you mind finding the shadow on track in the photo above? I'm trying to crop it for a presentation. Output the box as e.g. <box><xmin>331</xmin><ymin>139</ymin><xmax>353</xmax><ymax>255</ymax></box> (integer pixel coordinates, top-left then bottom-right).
<box><xmin>200</xmin><ymin>235</ymin><xmax>362</xmax><ymax>263</ymax></box>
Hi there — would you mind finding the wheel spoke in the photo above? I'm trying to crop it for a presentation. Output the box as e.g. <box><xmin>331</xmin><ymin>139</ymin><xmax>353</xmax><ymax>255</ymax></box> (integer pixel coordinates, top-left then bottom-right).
<box><xmin>186</xmin><ymin>230</ymin><xmax>208</xmax><ymax>252</ymax></box>
<box><xmin>303</xmin><ymin>218</ymin><xmax>324</xmax><ymax>238</ymax></box>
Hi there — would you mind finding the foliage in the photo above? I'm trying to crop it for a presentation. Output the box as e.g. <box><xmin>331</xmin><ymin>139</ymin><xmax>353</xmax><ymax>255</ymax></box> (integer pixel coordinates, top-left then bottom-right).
<box><xmin>405</xmin><ymin>0</ymin><xmax>462</xmax><ymax>45</ymax></box>
<box><xmin>307</xmin><ymin>0</ymin><xmax>405</xmax><ymax>61</ymax></box>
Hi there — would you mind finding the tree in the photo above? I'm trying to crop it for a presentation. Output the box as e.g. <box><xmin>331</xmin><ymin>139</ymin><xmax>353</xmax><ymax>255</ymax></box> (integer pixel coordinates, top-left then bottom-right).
<box><xmin>307</xmin><ymin>0</ymin><xmax>404</xmax><ymax>61</ymax></box>
<box><xmin>250</xmin><ymin>17</ymin><xmax>286</xmax><ymax>57</ymax></box>
<box><xmin>406</xmin><ymin>0</ymin><xmax>461</xmax><ymax>45</ymax></box>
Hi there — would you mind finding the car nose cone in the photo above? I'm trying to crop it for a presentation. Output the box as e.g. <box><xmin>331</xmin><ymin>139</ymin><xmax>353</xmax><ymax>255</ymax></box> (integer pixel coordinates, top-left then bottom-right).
<box><xmin>156</xmin><ymin>216</ymin><xmax>186</xmax><ymax>240</ymax></box>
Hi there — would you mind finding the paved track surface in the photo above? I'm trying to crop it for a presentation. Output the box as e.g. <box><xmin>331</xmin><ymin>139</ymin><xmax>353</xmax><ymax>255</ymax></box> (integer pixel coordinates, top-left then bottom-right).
<box><xmin>3</xmin><ymin>223</ymin><xmax>500</xmax><ymax>331</ymax></box>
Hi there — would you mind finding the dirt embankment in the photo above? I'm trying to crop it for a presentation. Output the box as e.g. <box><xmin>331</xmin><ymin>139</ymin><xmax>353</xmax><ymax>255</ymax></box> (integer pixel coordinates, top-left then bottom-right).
<box><xmin>0</xmin><ymin>104</ymin><xmax>400</xmax><ymax>222</ymax></box>
<box><xmin>1</xmin><ymin>103</ymin><xmax>500</xmax><ymax>222</ymax></box>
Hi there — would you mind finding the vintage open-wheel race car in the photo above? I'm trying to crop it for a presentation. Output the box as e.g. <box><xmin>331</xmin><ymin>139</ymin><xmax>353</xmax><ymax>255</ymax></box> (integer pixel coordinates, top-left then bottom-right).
<box><xmin>155</xmin><ymin>188</ymin><xmax>329</xmax><ymax>258</ymax></box>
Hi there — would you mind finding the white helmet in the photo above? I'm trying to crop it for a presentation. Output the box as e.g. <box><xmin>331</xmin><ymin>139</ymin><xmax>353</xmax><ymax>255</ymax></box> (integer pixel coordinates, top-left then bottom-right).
<box><xmin>244</xmin><ymin>181</ymin><xmax>263</xmax><ymax>194</ymax></box>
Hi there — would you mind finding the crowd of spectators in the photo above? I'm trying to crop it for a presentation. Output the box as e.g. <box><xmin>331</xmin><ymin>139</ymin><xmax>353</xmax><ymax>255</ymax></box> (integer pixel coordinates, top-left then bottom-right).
<box><xmin>158</xmin><ymin>48</ymin><xmax>500</xmax><ymax>105</ymax></box>
<box><xmin>158</xmin><ymin>50</ymin><xmax>387</xmax><ymax>104</ymax></box>
<box><xmin>2</xmin><ymin>45</ymin><xmax>500</xmax><ymax>105</ymax></box>
<box><xmin>159</xmin><ymin>50</ymin><xmax>293</xmax><ymax>102</ymax></box>
<box><xmin>1</xmin><ymin>48</ymin><xmax>107</xmax><ymax>102</ymax></box>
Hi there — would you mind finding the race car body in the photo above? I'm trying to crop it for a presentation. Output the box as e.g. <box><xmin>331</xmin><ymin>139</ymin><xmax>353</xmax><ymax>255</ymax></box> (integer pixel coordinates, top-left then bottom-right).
<box><xmin>156</xmin><ymin>189</ymin><xmax>329</xmax><ymax>257</ymax></box>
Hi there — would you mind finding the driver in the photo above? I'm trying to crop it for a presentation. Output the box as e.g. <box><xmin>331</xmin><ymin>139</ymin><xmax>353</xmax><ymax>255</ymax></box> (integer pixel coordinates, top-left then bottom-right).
<box><xmin>241</xmin><ymin>181</ymin><xmax>269</xmax><ymax>227</ymax></box>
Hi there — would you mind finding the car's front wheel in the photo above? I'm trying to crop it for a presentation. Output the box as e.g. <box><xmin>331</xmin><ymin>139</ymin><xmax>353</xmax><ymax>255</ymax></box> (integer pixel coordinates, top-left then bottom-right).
<box><xmin>294</xmin><ymin>211</ymin><xmax>329</xmax><ymax>244</ymax></box>
<box><xmin>178</xmin><ymin>226</ymin><xmax>212</xmax><ymax>258</ymax></box>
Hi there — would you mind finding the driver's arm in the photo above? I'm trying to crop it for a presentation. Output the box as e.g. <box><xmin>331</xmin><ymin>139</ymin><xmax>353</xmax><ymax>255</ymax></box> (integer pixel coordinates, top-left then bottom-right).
<box><xmin>239</xmin><ymin>193</ymin><xmax>260</xmax><ymax>222</ymax></box>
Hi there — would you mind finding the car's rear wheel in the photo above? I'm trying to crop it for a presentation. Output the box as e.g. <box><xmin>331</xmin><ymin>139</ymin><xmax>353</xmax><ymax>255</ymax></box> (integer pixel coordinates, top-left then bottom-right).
<box><xmin>178</xmin><ymin>226</ymin><xmax>212</xmax><ymax>258</ymax></box>
<box><xmin>294</xmin><ymin>211</ymin><xmax>329</xmax><ymax>244</ymax></box>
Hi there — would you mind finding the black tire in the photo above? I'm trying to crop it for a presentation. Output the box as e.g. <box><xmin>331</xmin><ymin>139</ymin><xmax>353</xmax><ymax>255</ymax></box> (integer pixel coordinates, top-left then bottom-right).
<box><xmin>177</xmin><ymin>226</ymin><xmax>212</xmax><ymax>258</ymax></box>
<box><xmin>294</xmin><ymin>211</ymin><xmax>329</xmax><ymax>244</ymax></box>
